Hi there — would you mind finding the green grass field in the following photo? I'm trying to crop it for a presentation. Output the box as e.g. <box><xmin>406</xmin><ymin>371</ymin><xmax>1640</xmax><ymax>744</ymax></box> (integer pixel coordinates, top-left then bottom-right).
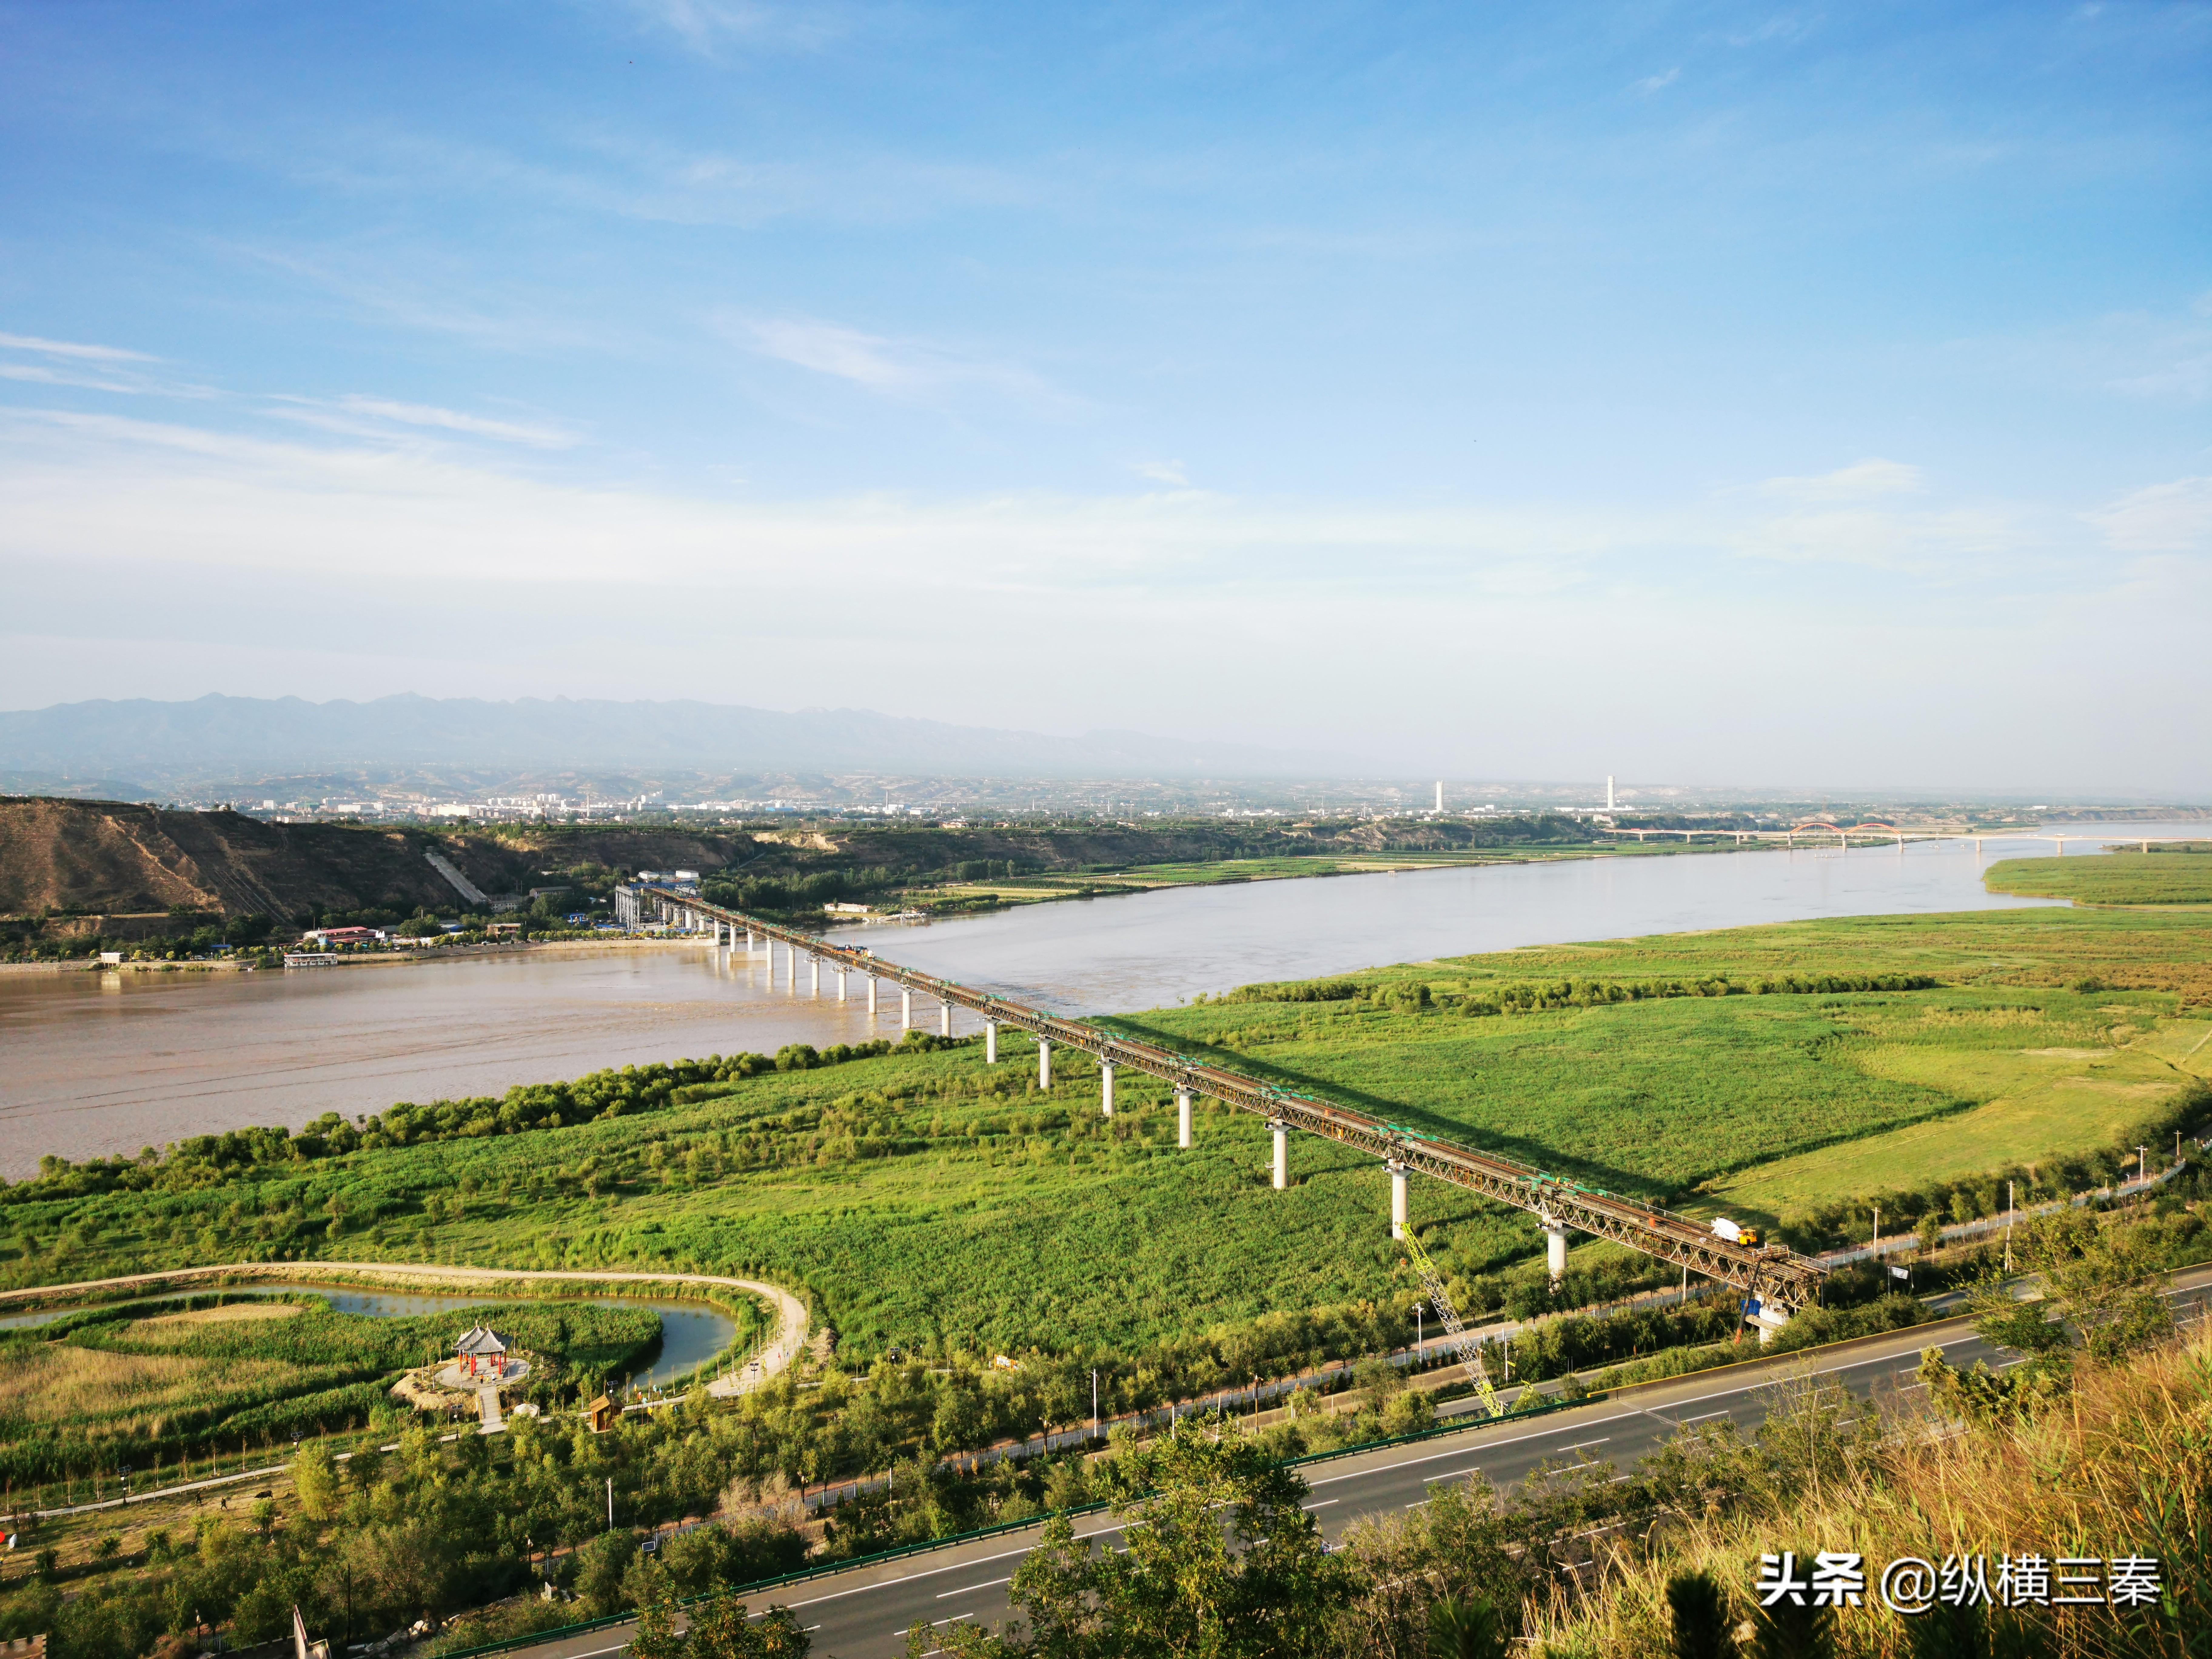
<box><xmin>922</xmin><ymin>844</ymin><xmax>1660</xmax><ymax>908</ymax></box>
<box><xmin>5</xmin><ymin>908</ymin><xmax>2206</xmax><ymax>1386</ymax></box>
<box><xmin>1986</xmin><ymin>847</ymin><xmax>2212</xmax><ymax>905</ymax></box>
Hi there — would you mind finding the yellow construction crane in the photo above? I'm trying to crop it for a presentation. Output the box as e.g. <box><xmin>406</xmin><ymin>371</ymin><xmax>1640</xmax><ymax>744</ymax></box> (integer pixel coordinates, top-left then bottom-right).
<box><xmin>1402</xmin><ymin>1229</ymin><xmax>1505</xmax><ymax>1418</ymax></box>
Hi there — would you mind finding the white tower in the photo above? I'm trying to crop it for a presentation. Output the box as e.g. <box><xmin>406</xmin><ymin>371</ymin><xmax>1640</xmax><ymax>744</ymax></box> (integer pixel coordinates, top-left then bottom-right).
<box><xmin>1434</xmin><ymin>780</ymin><xmax>1444</xmax><ymax>813</ymax></box>
<box><xmin>1606</xmin><ymin>775</ymin><xmax>1615</xmax><ymax>811</ymax></box>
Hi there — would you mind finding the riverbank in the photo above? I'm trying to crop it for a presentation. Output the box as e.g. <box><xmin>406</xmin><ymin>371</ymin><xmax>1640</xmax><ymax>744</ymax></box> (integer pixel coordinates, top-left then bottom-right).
<box><xmin>10</xmin><ymin>904</ymin><xmax>2208</xmax><ymax>1383</ymax></box>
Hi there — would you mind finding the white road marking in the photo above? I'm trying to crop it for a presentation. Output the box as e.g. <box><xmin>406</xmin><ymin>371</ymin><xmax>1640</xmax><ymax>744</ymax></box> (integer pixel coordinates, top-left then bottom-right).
<box><xmin>786</xmin><ymin>1520</ymin><xmax>1131</xmax><ymax>1609</ymax></box>
<box><xmin>935</xmin><ymin>1577</ymin><xmax>1011</xmax><ymax>1599</ymax></box>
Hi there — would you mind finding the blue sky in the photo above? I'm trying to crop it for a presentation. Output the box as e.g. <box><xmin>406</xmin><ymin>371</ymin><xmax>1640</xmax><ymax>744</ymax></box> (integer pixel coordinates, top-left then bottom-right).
<box><xmin>2</xmin><ymin>2</ymin><xmax>2207</xmax><ymax>790</ymax></box>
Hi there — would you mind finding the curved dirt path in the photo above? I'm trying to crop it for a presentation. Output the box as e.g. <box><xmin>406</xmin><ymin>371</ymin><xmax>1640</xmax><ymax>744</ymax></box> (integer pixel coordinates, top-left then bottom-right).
<box><xmin>0</xmin><ymin>1259</ymin><xmax>808</xmax><ymax>1394</ymax></box>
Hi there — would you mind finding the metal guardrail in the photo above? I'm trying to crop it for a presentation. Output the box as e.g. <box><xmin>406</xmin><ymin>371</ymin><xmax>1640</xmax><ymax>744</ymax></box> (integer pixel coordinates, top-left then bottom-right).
<box><xmin>643</xmin><ymin>886</ymin><xmax>1826</xmax><ymax>1311</ymax></box>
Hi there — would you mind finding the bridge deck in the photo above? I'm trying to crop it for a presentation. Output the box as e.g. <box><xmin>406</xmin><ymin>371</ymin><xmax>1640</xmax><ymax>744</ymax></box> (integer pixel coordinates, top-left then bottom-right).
<box><xmin>644</xmin><ymin>887</ymin><xmax>1827</xmax><ymax>1312</ymax></box>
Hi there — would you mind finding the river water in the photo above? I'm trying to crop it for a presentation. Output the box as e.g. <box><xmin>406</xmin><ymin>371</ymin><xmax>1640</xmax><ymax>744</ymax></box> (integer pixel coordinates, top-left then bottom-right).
<box><xmin>2</xmin><ymin>824</ymin><xmax>2195</xmax><ymax>1176</ymax></box>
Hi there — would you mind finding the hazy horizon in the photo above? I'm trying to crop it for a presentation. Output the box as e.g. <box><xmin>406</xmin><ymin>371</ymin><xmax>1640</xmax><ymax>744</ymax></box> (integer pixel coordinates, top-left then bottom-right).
<box><xmin>0</xmin><ymin>692</ymin><xmax>2206</xmax><ymax>803</ymax></box>
<box><xmin>2</xmin><ymin>5</ymin><xmax>2207</xmax><ymax>792</ymax></box>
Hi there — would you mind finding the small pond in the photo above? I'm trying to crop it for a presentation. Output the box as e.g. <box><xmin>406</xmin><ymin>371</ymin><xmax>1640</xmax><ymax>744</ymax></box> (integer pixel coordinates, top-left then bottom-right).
<box><xmin>0</xmin><ymin>1282</ymin><xmax>740</xmax><ymax>1387</ymax></box>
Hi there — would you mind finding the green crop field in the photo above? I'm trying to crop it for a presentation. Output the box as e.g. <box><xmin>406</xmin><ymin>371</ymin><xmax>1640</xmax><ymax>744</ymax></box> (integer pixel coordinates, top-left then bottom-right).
<box><xmin>1986</xmin><ymin>846</ymin><xmax>2212</xmax><ymax>906</ymax></box>
<box><xmin>5</xmin><ymin>908</ymin><xmax>2207</xmax><ymax>1399</ymax></box>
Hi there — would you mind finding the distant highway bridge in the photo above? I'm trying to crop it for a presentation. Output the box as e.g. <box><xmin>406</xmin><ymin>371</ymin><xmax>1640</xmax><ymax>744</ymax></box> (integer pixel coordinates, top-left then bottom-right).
<box><xmin>1604</xmin><ymin>821</ymin><xmax>2201</xmax><ymax>854</ymax></box>
<box><xmin>638</xmin><ymin>884</ymin><xmax>1830</xmax><ymax>1326</ymax></box>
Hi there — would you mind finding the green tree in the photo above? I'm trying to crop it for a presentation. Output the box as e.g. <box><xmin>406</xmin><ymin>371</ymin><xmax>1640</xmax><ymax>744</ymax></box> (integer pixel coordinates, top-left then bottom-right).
<box><xmin>575</xmin><ymin>1530</ymin><xmax>639</xmax><ymax>1617</ymax></box>
<box><xmin>629</xmin><ymin>1585</ymin><xmax>688</xmax><ymax>1659</ymax></box>
<box><xmin>294</xmin><ymin>1441</ymin><xmax>341</xmax><ymax>1521</ymax></box>
<box><xmin>994</xmin><ymin>1428</ymin><xmax>1355</xmax><ymax>1657</ymax></box>
<box><xmin>931</xmin><ymin>1384</ymin><xmax>988</xmax><ymax>1456</ymax></box>
<box><xmin>686</xmin><ymin>1587</ymin><xmax>812</xmax><ymax>1659</ymax></box>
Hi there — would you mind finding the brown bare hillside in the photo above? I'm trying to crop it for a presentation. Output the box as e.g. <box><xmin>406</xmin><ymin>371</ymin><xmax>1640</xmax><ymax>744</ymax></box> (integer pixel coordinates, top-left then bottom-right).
<box><xmin>0</xmin><ymin>798</ymin><xmax>537</xmax><ymax>919</ymax></box>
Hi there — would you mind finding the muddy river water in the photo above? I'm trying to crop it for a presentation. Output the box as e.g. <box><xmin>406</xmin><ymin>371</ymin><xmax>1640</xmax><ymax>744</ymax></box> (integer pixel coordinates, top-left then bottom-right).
<box><xmin>2</xmin><ymin>824</ymin><xmax>2190</xmax><ymax>1176</ymax></box>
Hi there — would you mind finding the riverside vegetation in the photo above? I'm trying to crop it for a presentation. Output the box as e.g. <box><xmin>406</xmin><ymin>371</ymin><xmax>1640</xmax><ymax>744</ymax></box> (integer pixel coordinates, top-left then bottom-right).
<box><xmin>2</xmin><ymin>907</ymin><xmax>2209</xmax><ymax>1655</ymax></box>
<box><xmin>5</xmin><ymin>1199</ymin><xmax>2201</xmax><ymax>1659</ymax></box>
<box><xmin>6</xmin><ymin>910</ymin><xmax>2209</xmax><ymax>1385</ymax></box>
<box><xmin>1986</xmin><ymin>845</ymin><xmax>2212</xmax><ymax>907</ymax></box>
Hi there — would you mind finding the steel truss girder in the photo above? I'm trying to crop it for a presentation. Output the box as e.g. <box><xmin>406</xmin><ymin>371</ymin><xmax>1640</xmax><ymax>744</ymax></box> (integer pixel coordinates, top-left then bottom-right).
<box><xmin>648</xmin><ymin>888</ymin><xmax>1825</xmax><ymax>1313</ymax></box>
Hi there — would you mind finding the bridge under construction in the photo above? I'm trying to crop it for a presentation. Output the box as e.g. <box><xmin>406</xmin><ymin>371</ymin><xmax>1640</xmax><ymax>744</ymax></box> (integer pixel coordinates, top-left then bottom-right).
<box><xmin>637</xmin><ymin>883</ymin><xmax>1828</xmax><ymax>1329</ymax></box>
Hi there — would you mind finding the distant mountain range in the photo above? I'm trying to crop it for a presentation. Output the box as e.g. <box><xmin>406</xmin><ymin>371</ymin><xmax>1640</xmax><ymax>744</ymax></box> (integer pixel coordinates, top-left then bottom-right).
<box><xmin>0</xmin><ymin>695</ymin><xmax>1320</xmax><ymax>789</ymax></box>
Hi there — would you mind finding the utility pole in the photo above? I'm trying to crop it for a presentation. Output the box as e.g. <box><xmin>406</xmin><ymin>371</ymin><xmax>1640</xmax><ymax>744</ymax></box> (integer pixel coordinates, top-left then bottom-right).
<box><xmin>1872</xmin><ymin>1206</ymin><xmax>1879</xmax><ymax>1260</ymax></box>
<box><xmin>2005</xmin><ymin>1181</ymin><xmax>2015</xmax><ymax>1273</ymax></box>
<box><xmin>1091</xmin><ymin>1370</ymin><xmax>1098</xmax><ymax>1443</ymax></box>
<box><xmin>605</xmin><ymin>1476</ymin><xmax>613</xmax><ymax>1530</ymax></box>
<box><xmin>2137</xmin><ymin>1145</ymin><xmax>2149</xmax><ymax>1185</ymax></box>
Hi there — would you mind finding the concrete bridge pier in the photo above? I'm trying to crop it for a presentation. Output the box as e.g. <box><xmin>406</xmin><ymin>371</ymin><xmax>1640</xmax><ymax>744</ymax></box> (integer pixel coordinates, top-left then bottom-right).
<box><xmin>746</xmin><ymin>927</ymin><xmax>757</xmax><ymax>952</ymax></box>
<box><xmin>939</xmin><ymin>998</ymin><xmax>952</xmax><ymax>1037</ymax></box>
<box><xmin>867</xmin><ymin>977</ymin><xmax>879</xmax><ymax>1016</ymax></box>
<box><xmin>1100</xmin><ymin>1063</ymin><xmax>1115</xmax><ymax>1117</ymax></box>
<box><xmin>785</xmin><ymin>943</ymin><xmax>798</xmax><ymax>991</ymax></box>
<box><xmin>837</xmin><ymin>967</ymin><xmax>849</xmax><ymax>1001</ymax></box>
<box><xmin>1387</xmin><ymin>1160</ymin><xmax>1408</xmax><ymax>1241</ymax></box>
<box><xmin>1177</xmin><ymin>1090</ymin><xmax>1192</xmax><ymax>1148</ymax></box>
<box><xmin>810</xmin><ymin>957</ymin><xmax>821</xmax><ymax>996</ymax></box>
<box><xmin>1038</xmin><ymin>1039</ymin><xmax>1053</xmax><ymax>1089</ymax></box>
<box><xmin>900</xmin><ymin>987</ymin><xmax>912</xmax><ymax>1029</ymax></box>
<box><xmin>985</xmin><ymin>1021</ymin><xmax>998</xmax><ymax>1064</ymax></box>
<box><xmin>1270</xmin><ymin>1121</ymin><xmax>1289</xmax><ymax>1188</ymax></box>
<box><xmin>1542</xmin><ymin>1216</ymin><xmax>1569</xmax><ymax>1285</ymax></box>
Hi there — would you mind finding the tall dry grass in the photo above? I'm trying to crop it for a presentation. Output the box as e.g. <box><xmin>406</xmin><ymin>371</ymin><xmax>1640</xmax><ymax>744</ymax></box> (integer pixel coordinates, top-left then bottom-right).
<box><xmin>1513</xmin><ymin>1326</ymin><xmax>2208</xmax><ymax>1657</ymax></box>
<box><xmin>0</xmin><ymin>1343</ymin><xmax>298</xmax><ymax>1424</ymax></box>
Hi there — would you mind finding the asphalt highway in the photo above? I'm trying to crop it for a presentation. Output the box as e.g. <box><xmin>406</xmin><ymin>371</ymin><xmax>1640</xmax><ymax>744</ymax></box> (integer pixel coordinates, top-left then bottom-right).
<box><xmin>504</xmin><ymin>1267</ymin><xmax>2212</xmax><ymax>1659</ymax></box>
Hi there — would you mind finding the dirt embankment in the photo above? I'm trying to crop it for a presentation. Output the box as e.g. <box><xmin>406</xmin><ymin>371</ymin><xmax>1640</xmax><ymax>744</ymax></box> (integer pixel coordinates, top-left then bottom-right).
<box><xmin>0</xmin><ymin>798</ymin><xmax>536</xmax><ymax>920</ymax></box>
<box><xmin>0</xmin><ymin>799</ymin><xmax>1594</xmax><ymax>928</ymax></box>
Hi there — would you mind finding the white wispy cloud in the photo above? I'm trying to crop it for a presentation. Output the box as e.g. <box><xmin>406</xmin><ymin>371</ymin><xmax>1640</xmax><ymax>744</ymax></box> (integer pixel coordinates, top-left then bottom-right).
<box><xmin>5</xmin><ymin>406</ymin><xmax>2204</xmax><ymax>789</ymax></box>
<box><xmin>0</xmin><ymin>333</ymin><xmax>157</xmax><ymax>363</ymax></box>
<box><xmin>726</xmin><ymin>313</ymin><xmax>1077</xmax><ymax>412</ymax></box>
<box><xmin>0</xmin><ymin>363</ymin><xmax>149</xmax><ymax>396</ymax></box>
<box><xmin>2087</xmin><ymin>475</ymin><xmax>2212</xmax><ymax>554</ymax></box>
<box><xmin>1633</xmin><ymin>68</ymin><xmax>1681</xmax><ymax>93</ymax></box>
<box><xmin>333</xmin><ymin>396</ymin><xmax>577</xmax><ymax>449</ymax></box>
<box><xmin>616</xmin><ymin>0</ymin><xmax>849</xmax><ymax>57</ymax></box>
<box><xmin>1752</xmin><ymin>458</ymin><xmax>1926</xmax><ymax>503</ymax></box>
<box><xmin>1135</xmin><ymin>460</ymin><xmax>1190</xmax><ymax>486</ymax></box>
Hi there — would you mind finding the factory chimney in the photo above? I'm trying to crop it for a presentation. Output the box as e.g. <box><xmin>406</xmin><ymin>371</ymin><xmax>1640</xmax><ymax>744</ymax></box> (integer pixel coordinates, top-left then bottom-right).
<box><xmin>1434</xmin><ymin>780</ymin><xmax>1444</xmax><ymax>813</ymax></box>
<box><xmin>1606</xmin><ymin>775</ymin><xmax>1615</xmax><ymax>812</ymax></box>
